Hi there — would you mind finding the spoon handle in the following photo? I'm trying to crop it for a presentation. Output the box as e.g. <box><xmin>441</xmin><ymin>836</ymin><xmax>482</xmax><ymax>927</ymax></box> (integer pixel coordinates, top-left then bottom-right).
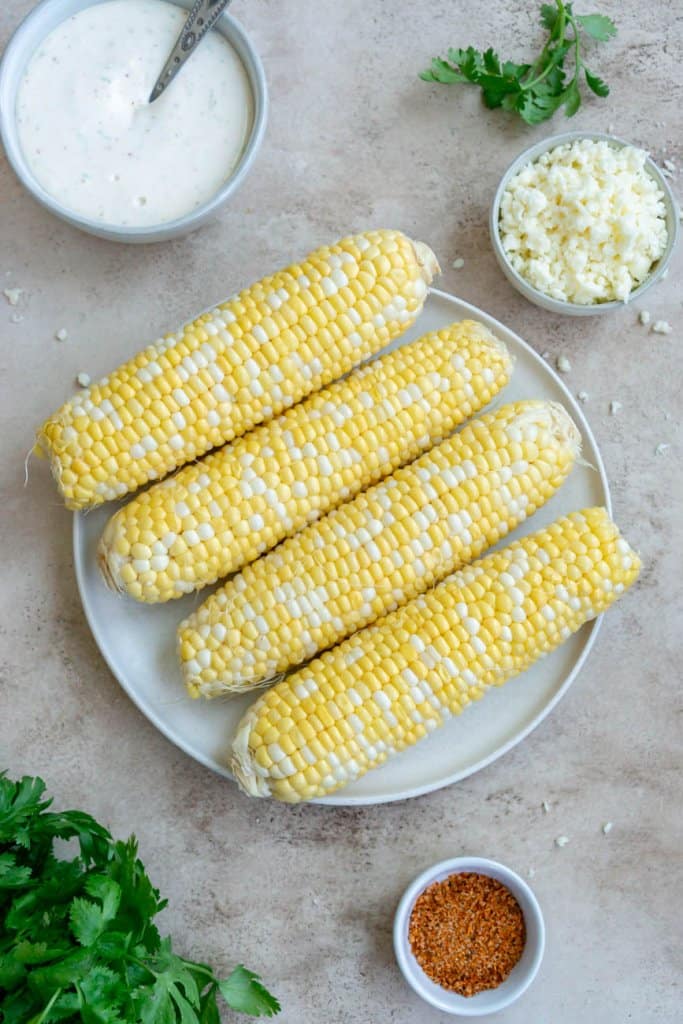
<box><xmin>149</xmin><ymin>0</ymin><xmax>234</xmax><ymax>103</ymax></box>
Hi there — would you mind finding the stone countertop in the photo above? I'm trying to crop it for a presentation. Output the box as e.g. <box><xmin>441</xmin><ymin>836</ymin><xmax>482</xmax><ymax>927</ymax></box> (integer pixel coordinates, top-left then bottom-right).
<box><xmin>1</xmin><ymin>1</ymin><xmax>680</xmax><ymax>1021</ymax></box>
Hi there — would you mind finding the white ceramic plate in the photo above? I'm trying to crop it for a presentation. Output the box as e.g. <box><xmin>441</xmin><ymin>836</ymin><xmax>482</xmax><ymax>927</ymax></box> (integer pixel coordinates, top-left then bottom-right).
<box><xmin>73</xmin><ymin>289</ymin><xmax>610</xmax><ymax>805</ymax></box>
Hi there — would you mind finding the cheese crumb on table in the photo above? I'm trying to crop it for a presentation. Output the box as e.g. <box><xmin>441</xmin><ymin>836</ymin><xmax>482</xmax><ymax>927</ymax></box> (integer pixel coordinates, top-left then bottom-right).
<box><xmin>655</xmin><ymin>443</ymin><xmax>670</xmax><ymax>455</ymax></box>
<box><xmin>452</xmin><ymin>257</ymin><xmax>465</xmax><ymax>269</ymax></box>
<box><xmin>602</xmin><ymin>822</ymin><xmax>613</xmax><ymax>834</ymax></box>
<box><xmin>554</xmin><ymin>835</ymin><xmax>570</xmax><ymax>848</ymax></box>
<box><xmin>55</xmin><ymin>328</ymin><xmax>69</xmax><ymax>342</ymax></box>
<box><xmin>557</xmin><ymin>355</ymin><xmax>571</xmax><ymax>373</ymax></box>
<box><xmin>652</xmin><ymin>320</ymin><xmax>672</xmax><ymax>335</ymax></box>
<box><xmin>3</xmin><ymin>287</ymin><xmax>22</xmax><ymax>306</ymax></box>
<box><xmin>76</xmin><ymin>372</ymin><xmax>91</xmax><ymax>388</ymax></box>
<box><xmin>542</xmin><ymin>800</ymin><xmax>550</xmax><ymax>813</ymax></box>
<box><xmin>638</xmin><ymin>310</ymin><xmax>651</xmax><ymax>325</ymax></box>
<box><xmin>578</xmin><ymin>390</ymin><xmax>589</xmax><ymax>403</ymax></box>
<box><xmin>499</xmin><ymin>139</ymin><xmax>668</xmax><ymax>304</ymax></box>
<box><xmin>609</xmin><ymin>401</ymin><xmax>622</xmax><ymax>415</ymax></box>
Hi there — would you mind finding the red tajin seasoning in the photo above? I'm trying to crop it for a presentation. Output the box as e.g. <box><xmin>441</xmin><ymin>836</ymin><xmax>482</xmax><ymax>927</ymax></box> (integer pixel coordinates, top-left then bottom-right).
<box><xmin>408</xmin><ymin>872</ymin><xmax>525</xmax><ymax>997</ymax></box>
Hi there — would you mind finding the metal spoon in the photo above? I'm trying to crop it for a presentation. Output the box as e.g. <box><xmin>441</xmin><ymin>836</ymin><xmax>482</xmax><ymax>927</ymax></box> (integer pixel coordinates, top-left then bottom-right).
<box><xmin>149</xmin><ymin>0</ymin><xmax>233</xmax><ymax>103</ymax></box>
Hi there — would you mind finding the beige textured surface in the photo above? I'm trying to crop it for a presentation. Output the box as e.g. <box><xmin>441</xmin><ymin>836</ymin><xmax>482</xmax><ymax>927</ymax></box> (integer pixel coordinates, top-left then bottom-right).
<box><xmin>0</xmin><ymin>1</ymin><xmax>681</xmax><ymax>1021</ymax></box>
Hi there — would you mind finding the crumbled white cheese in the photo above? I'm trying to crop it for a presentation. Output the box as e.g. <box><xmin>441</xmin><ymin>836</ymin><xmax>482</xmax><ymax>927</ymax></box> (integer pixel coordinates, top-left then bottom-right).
<box><xmin>555</xmin><ymin>835</ymin><xmax>570</xmax><ymax>848</ymax></box>
<box><xmin>542</xmin><ymin>800</ymin><xmax>550</xmax><ymax>813</ymax></box>
<box><xmin>663</xmin><ymin>159</ymin><xmax>676</xmax><ymax>172</ymax></box>
<box><xmin>655</xmin><ymin>443</ymin><xmax>670</xmax><ymax>455</ymax></box>
<box><xmin>652</xmin><ymin>320</ymin><xmax>672</xmax><ymax>335</ymax></box>
<box><xmin>541</xmin><ymin>351</ymin><xmax>550</xmax><ymax>360</ymax></box>
<box><xmin>609</xmin><ymin>401</ymin><xmax>622</xmax><ymax>415</ymax></box>
<box><xmin>602</xmin><ymin>822</ymin><xmax>613</xmax><ymax>834</ymax></box>
<box><xmin>452</xmin><ymin>257</ymin><xmax>465</xmax><ymax>269</ymax></box>
<box><xmin>557</xmin><ymin>355</ymin><xmax>571</xmax><ymax>373</ymax></box>
<box><xmin>3</xmin><ymin>287</ymin><xmax>22</xmax><ymax>306</ymax></box>
<box><xmin>577</xmin><ymin>391</ymin><xmax>589</xmax><ymax>403</ymax></box>
<box><xmin>499</xmin><ymin>139</ymin><xmax>668</xmax><ymax>304</ymax></box>
<box><xmin>76</xmin><ymin>372</ymin><xmax>91</xmax><ymax>388</ymax></box>
<box><xmin>638</xmin><ymin>309</ymin><xmax>651</xmax><ymax>325</ymax></box>
<box><xmin>55</xmin><ymin>327</ymin><xmax>69</xmax><ymax>342</ymax></box>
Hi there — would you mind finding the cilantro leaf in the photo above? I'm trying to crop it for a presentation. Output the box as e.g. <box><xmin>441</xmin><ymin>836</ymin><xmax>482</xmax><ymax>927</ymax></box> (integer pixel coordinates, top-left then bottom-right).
<box><xmin>85</xmin><ymin>875</ymin><xmax>122</xmax><ymax>923</ymax></box>
<box><xmin>576</xmin><ymin>13</ymin><xmax>617</xmax><ymax>41</ymax></box>
<box><xmin>478</xmin><ymin>74</ymin><xmax>521</xmax><ymax>109</ymax></box>
<box><xmin>0</xmin><ymin>952</ymin><xmax>27</xmax><ymax>989</ymax></box>
<box><xmin>219</xmin><ymin>966</ymin><xmax>282</xmax><ymax>1018</ymax></box>
<box><xmin>561</xmin><ymin>78</ymin><xmax>582</xmax><ymax>116</ymax></box>
<box><xmin>420</xmin><ymin>1</ymin><xmax>616</xmax><ymax>125</ymax></box>
<box><xmin>483</xmin><ymin>47</ymin><xmax>501</xmax><ymax>74</ymax></box>
<box><xmin>502</xmin><ymin>60</ymin><xmax>532</xmax><ymax>80</ymax></box>
<box><xmin>419</xmin><ymin>59</ymin><xmax>467</xmax><ymax>84</ymax></box>
<box><xmin>585</xmin><ymin>67</ymin><xmax>610</xmax><ymax>96</ymax></box>
<box><xmin>516</xmin><ymin>89</ymin><xmax>565</xmax><ymax>125</ymax></box>
<box><xmin>540</xmin><ymin>3</ymin><xmax>561</xmax><ymax>32</ymax></box>
<box><xmin>0</xmin><ymin>852</ymin><xmax>32</xmax><ymax>889</ymax></box>
<box><xmin>0</xmin><ymin>772</ymin><xmax>280</xmax><ymax>1019</ymax></box>
<box><xmin>198</xmin><ymin>992</ymin><xmax>221</xmax><ymax>1024</ymax></box>
<box><xmin>448</xmin><ymin>46</ymin><xmax>486</xmax><ymax>80</ymax></box>
<box><xmin>137</xmin><ymin>978</ymin><xmax>177</xmax><ymax>1024</ymax></box>
<box><xmin>70</xmin><ymin>897</ymin><xmax>108</xmax><ymax>947</ymax></box>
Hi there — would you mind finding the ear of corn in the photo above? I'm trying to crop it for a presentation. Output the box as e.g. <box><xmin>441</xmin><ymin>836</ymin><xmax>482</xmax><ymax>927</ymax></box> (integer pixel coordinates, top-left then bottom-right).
<box><xmin>36</xmin><ymin>230</ymin><xmax>438</xmax><ymax>510</ymax></box>
<box><xmin>99</xmin><ymin>320</ymin><xmax>512</xmax><ymax>602</ymax></box>
<box><xmin>180</xmin><ymin>400</ymin><xmax>580</xmax><ymax>698</ymax></box>
<box><xmin>231</xmin><ymin>508</ymin><xmax>640</xmax><ymax>802</ymax></box>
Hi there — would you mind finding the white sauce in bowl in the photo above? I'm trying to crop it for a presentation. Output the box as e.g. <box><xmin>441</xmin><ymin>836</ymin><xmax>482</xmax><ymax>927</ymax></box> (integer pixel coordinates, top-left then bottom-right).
<box><xmin>16</xmin><ymin>0</ymin><xmax>253</xmax><ymax>227</ymax></box>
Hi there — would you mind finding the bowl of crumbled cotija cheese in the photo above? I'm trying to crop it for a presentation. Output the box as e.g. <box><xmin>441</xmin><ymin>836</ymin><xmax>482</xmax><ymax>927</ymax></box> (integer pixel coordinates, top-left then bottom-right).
<box><xmin>490</xmin><ymin>132</ymin><xmax>679</xmax><ymax>315</ymax></box>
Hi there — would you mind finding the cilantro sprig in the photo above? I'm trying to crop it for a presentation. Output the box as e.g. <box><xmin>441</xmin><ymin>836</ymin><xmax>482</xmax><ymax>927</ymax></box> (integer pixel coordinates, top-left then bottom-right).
<box><xmin>420</xmin><ymin>1</ymin><xmax>617</xmax><ymax>125</ymax></box>
<box><xmin>0</xmin><ymin>773</ymin><xmax>280</xmax><ymax>1022</ymax></box>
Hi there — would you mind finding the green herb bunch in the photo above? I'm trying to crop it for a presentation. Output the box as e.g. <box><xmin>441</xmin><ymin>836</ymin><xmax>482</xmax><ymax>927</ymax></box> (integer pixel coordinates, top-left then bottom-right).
<box><xmin>421</xmin><ymin>1</ymin><xmax>617</xmax><ymax>125</ymax></box>
<box><xmin>0</xmin><ymin>773</ymin><xmax>280</xmax><ymax>1023</ymax></box>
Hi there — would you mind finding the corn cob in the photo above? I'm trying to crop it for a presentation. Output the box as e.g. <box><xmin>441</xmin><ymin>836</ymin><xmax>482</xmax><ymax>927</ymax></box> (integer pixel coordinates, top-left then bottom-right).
<box><xmin>36</xmin><ymin>230</ymin><xmax>438</xmax><ymax>510</ymax></box>
<box><xmin>231</xmin><ymin>508</ymin><xmax>640</xmax><ymax>802</ymax></box>
<box><xmin>99</xmin><ymin>321</ymin><xmax>512</xmax><ymax>602</ymax></box>
<box><xmin>181</xmin><ymin>400</ymin><xmax>579</xmax><ymax>698</ymax></box>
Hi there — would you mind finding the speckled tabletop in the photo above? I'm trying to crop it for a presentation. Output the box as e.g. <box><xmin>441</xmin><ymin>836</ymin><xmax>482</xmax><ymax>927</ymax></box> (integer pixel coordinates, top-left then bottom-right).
<box><xmin>1</xmin><ymin>1</ymin><xmax>681</xmax><ymax>1021</ymax></box>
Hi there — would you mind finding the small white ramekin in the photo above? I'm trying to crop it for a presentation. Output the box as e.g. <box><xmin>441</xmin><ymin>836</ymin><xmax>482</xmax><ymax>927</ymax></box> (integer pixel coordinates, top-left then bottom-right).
<box><xmin>394</xmin><ymin>856</ymin><xmax>545</xmax><ymax>1016</ymax></box>
<box><xmin>490</xmin><ymin>131</ymin><xmax>679</xmax><ymax>316</ymax></box>
<box><xmin>0</xmin><ymin>0</ymin><xmax>268</xmax><ymax>243</ymax></box>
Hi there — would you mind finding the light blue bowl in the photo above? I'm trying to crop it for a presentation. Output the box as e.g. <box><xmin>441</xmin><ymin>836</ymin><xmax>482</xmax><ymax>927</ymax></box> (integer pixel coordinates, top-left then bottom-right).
<box><xmin>490</xmin><ymin>131</ymin><xmax>679</xmax><ymax>316</ymax></box>
<box><xmin>0</xmin><ymin>0</ymin><xmax>268</xmax><ymax>242</ymax></box>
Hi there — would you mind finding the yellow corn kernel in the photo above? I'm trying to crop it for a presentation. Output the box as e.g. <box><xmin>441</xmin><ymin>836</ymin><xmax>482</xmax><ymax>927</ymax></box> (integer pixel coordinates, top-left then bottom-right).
<box><xmin>230</xmin><ymin>509</ymin><xmax>640</xmax><ymax>802</ymax></box>
<box><xmin>36</xmin><ymin>230</ymin><xmax>438</xmax><ymax>510</ymax></box>
<box><xmin>99</xmin><ymin>320</ymin><xmax>512</xmax><ymax>603</ymax></box>
<box><xmin>181</xmin><ymin>400</ymin><xmax>580</xmax><ymax>698</ymax></box>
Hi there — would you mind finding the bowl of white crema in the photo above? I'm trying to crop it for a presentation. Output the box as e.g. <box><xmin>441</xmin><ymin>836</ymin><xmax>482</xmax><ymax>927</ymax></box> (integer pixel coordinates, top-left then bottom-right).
<box><xmin>0</xmin><ymin>0</ymin><xmax>267</xmax><ymax>242</ymax></box>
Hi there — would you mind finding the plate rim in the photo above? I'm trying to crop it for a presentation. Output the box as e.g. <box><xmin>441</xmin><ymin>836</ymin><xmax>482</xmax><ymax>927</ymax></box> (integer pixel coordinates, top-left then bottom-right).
<box><xmin>73</xmin><ymin>287</ymin><xmax>611</xmax><ymax>806</ymax></box>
